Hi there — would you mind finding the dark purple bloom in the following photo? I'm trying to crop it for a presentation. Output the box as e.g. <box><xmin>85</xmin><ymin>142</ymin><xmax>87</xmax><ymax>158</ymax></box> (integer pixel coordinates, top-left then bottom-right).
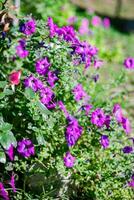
<box><xmin>104</xmin><ymin>115</ymin><xmax>111</xmax><ymax>129</ymax></box>
<box><xmin>63</xmin><ymin>151</ymin><xmax>75</xmax><ymax>168</ymax></box>
<box><xmin>121</xmin><ymin>117</ymin><xmax>131</xmax><ymax>134</ymax></box>
<box><xmin>56</xmin><ymin>25</ymin><xmax>78</xmax><ymax>43</ymax></box>
<box><xmin>24</xmin><ymin>75</ymin><xmax>44</xmax><ymax>92</ymax></box>
<box><xmin>47</xmin><ymin>70</ymin><xmax>58</xmax><ymax>88</ymax></box>
<box><xmin>35</xmin><ymin>58</ymin><xmax>51</xmax><ymax>75</ymax></box>
<box><xmin>6</xmin><ymin>145</ymin><xmax>14</xmax><ymax>161</ymax></box>
<box><xmin>124</xmin><ymin>57</ymin><xmax>134</xmax><ymax>69</ymax></box>
<box><xmin>17</xmin><ymin>139</ymin><xmax>35</xmax><ymax>158</ymax></box>
<box><xmin>123</xmin><ymin>146</ymin><xmax>133</xmax><ymax>154</ymax></box>
<box><xmin>91</xmin><ymin>108</ymin><xmax>106</xmax><ymax>128</ymax></box>
<box><xmin>100</xmin><ymin>135</ymin><xmax>109</xmax><ymax>149</ymax></box>
<box><xmin>72</xmin><ymin>84</ymin><xmax>87</xmax><ymax>102</ymax></box>
<box><xmin>40</xmin><ymin>87</ymin><xmax>54</xmax><ymax>105</ymax></box>
<box><xmin>65</xmin><ymin>117</ymin><xmax>83</xmax><ymax>147</ymax></box>
<box><xmin>20</xmin><ymin>19</ymin><xmax>36</xmax><ymax>35</ymax></box>
<box><xmin>9</xmin><ymin>173</ymin><xmax>16</xmax><ymax>193</ymax></box>
<box><xmin>0</xmin><ymin>182</ymin><xmax>9</xmax><ymax>200</ymax></box>
<box><xmin>92</xmin><ymin>74</ymin><xmax>99</xmax><ymax>82</ymax></box>
<box><xmin>113</xmin><ymin>104</ymin><xmax>123</xmax><ymax>123</ymax></box>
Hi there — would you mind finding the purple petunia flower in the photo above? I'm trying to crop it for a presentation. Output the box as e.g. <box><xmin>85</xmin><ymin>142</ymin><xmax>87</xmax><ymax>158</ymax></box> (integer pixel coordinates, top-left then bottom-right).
<box><xmin>123</xmin><ymin>146</ymin><xmax>133</xmax><ymax>154</ymax></box>
<box><xmin>9</xmin><ymin>173</ymin><xmax>16</xmax><ymax>193</ymax></box>
<box><xmin>121</xmin><ymin>117</ymin><xmax>131</xmax><ymax>134</ymax></box>
<box><xmin>17</xmin><ymin>139</ymin><xmax>35</xmax><ymax>158</ymax></box>
<box><xmin>16</xmin><ymin>45</ymin><xmax>29</xmax><ymax>58</ymax></box>
<box><xmin>20</xmin><ymin>19</ymin><xmax>36</xmax><ymax>35</ymax></box>
<box><xmin>65</xmin><ymin>117</ymin><xmax>83</xmax><ymax>147</ymax></box>
<box><xmin>128</xmin><ymin>180</ymin><xmax>134</xmax><ymax>188</ymax></box>
<box><xmin>91</xmin><ymin>108</ymin><xmax>106</xmax><ymax>128</ymax></box>
<box><xmin>113</xmin><ymin>104</ymin><xmax>123</xmax><ymax>123</ymax></box>
<box><xmin>0</xmin><ymin>182</ymin><xmax>9</xmax><ymax>200</ymax></box>
<box><xmin>79</xmin><ymin>18</ymin><xmax>89</xmax><ymax>35</ymax></box>
<box><xmin>47</xmin><ymin>70</ymin><xmax>58</xmax><ymax>88</ymax></box>
<box><xmin>35</xmin><ymin>58</ymin><xmax>51</xmax><ymax>75</ymax></box>
<box><xmin>82</xmin><ymin>104</ymin><xmax>92</xmax><ymax>116</ymax></box>
<box><xmin>91</xmin><ymin>16</ymin><xmax>102</xmax><ymax>27</ymax></box>
<box><xmin>67</xmin><ymin>16</ymin><xmax>77</xmax><ymax>25</ymax></box>
<box><xmin>103</xmin><ymin>17</ymin><xmax>111</xmax><ymax>29</ymax></box>
<box><xmin>100</xmin><ymin>135</ymin><xmax>109</xmax><ymax>149</ymax></box>
<box><xmin>104</xmin><ymin>115</ymin><xmax>111</xmax><ymax>129</ymax></box>
<box><xmin>72</xmin><ymin>84</ymin><xmax>87</xmax><ymax>102</ymax></box>
<box><xmin>124</xmin><ymin>57</ymin><xmax>134</xmax><ymax>69</ymax></box>
<box><xmin>40</xmin><ymin>87</ymin><xmax>54</xmax><ymax>105</ymax></box>
<box><xmin>24</xmin><ymin>75</ymin><xmax>44</xmax><ymax>92</ymax></box>
<box><xmin>6</xmin><ymin>145</ymin><xmax>14</xmax><ymax>161</ymax></box>
<box><xmin>63</xmin><ymin>151</ymin><xmax>75</xmax><ymax>168</ymax></box>
<box><xmin>47</xmin><ymin>17</ymin><xmax>58</xmax><ymax>38</ymax></box>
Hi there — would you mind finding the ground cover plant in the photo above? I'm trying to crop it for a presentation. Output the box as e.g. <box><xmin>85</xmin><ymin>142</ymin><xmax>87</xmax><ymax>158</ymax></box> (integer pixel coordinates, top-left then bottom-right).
<box><xmin>0</xmin><ymin>1</ymin><xmax>134</xmax><ymax>200</ymax></box>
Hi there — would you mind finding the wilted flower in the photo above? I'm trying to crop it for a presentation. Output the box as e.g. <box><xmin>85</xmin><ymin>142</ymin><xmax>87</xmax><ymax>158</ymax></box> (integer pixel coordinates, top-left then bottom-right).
<box><xmin>20</xmin><ymin>19</ymin><xmax>36</xmax><ymax>35</ymax></box>
<box><xmin>35</xmin><ymin>58</ymin><xmax>51</xmax><ymax>75</ymax></box>
<box><xmin>17</xmin><ymin>139</ymin><xmax>35</xmax><ymax>158</ymax></box>
<box><xmin>9</xmin><ymin>70</ymin><xmax>21</xmax><ymax>85</ymax></box>
<box><xmin>123</xmin><ymin>146</ymin><xmax>133</xmax><ymax>154</ymax></box>
<box><xmin>100</xmin><ymin>135</ymin><xmax>109</xmax><ymax>148</ymax></box>
<box><xmin>6</xmin><ymin>145</ymin><xmax>14</xmax><ymax>161</ymax></box>
<box><xmin>0</xmin><ymin>182</ymin><xmax>9</xmax><ymax>200</ymax></box>
<box><xmin>72</xmin><ymin>84</ymin><xmax>87</xmax><ymax>102</ymax></box>
<box><xmin>103</xmin><ymin>17</ymin><xmax>111</xmax><ymax>29</ymax></box>
<box><xmin>124</xmin><ymin>57</ymin><xmax>134</xmax><ymax>69</ymax></box>
<box><xmin>58</xmin><ymin>101</ymin><xmax>69</xmax><ymax>118</ymax></box>
<box><xmin>91</xmin><ymin>108</ymin><xmax>106</xmax><ymax>127</ymax></box>
<box><xmin>94</xmin><ymin>60</ymin><xmax>103</xmax><ymax>69</ymax></box>
<box><xmin>9</xmin><ymin>173</ymin><xmax>16</xmax><ymax>193</ymax></box>
<box><xmin>64</xmin><ymin>151</ymin><xmax>75</xmax><ymax>168</ymax></box>
<box><xmin>113</xmin><ymin>104</ymin><xmax>123</xmax><ymax>123</ymax></box>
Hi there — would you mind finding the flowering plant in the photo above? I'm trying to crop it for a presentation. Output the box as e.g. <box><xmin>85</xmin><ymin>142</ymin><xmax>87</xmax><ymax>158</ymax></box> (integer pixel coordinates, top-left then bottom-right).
<box><xmin>0</xmin><ymin>13</ymin><xmax>133</xmax><ymax>199</ymax></box>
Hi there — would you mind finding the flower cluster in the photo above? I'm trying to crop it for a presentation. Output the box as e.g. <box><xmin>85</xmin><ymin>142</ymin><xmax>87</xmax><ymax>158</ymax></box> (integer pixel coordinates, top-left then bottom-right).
<box><xmin>20</xmin><ymin>19</ymin><xmax>36</xmax><ymax>35</ymax></box>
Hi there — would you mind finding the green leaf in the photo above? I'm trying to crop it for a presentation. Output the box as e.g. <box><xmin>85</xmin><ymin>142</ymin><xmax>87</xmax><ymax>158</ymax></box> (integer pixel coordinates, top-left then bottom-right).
<box><xmin>0</xmin><ymin>131</ymin><xmax>17</xmax><ymax>150</ymax></box>
<box><xmin>0</xmin><ymin>122</ymin><xmax>12</xmax><ymax>132</ymax></box>
<box><xmin>36</xmin><ymin>100</ymin><xmax>51</xmax><ymax>115</ymax></box>
<box><xmin>0</xmin><ymin>81</ymin><xmax>7</xmax><ymax>88</ymax></box>
<box><xmin>36</xmin><ymin>134</ymin><xmax>45</xmax><ymax>145</ymax></box>
<box><xmin>25</xmin><ymin>88</ymin><xmax>36</xmax><ymax>100</ymax></box>
<box><xmin>0</xmin><ymin>148</ymin><xmax>6</xmax><ymax>164</ymax></box>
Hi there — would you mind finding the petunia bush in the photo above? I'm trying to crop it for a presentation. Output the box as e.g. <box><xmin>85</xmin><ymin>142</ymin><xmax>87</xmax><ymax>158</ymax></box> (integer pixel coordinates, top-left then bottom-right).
<box><xmin>0</xmin><ymin>14</ymin><xmax>134</xmax><ymax>199</ymax></box>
